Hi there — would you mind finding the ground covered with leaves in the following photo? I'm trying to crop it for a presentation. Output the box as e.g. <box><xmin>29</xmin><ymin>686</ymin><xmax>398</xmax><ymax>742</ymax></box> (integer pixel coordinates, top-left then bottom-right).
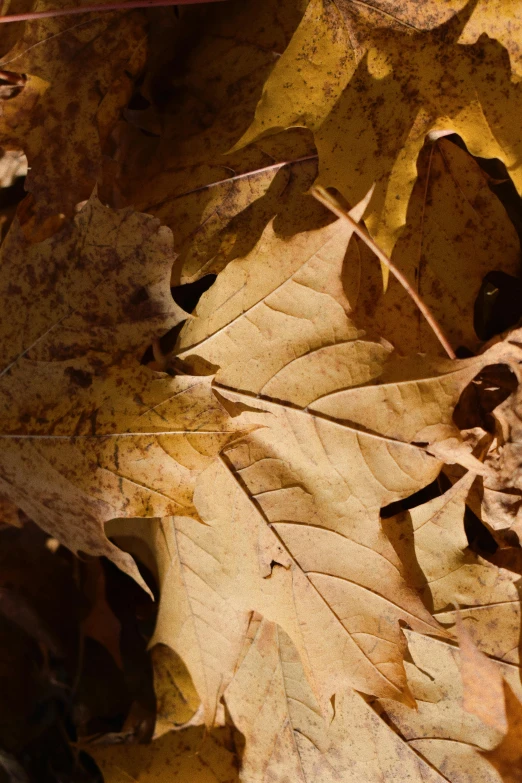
<box><xmin>1</xmin><ymin>0</ymin><xmax>522</xmax><ymax>781</ymax></box>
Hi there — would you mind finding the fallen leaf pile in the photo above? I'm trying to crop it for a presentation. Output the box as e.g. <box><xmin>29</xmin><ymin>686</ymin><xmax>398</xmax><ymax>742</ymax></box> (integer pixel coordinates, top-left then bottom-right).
<box><xmin>1</xmin><ymin>1</ymin><xmax>522</xmax><ymax>781</ymax></box>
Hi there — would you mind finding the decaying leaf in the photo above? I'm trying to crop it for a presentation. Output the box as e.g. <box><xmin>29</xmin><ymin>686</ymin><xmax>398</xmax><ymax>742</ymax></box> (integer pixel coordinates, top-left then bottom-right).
<box><xmin>348</xmin><ymin>138</ymin><xmax>521</xmax><ymax>356</ymax></box>
<box><xmin>0</xmin><ymin>195</ymin><xmax>249</xmax><ymax>586</ymax></box>
<box><xmin>379</xmin><ymin>631</ymin><xmax>518</xmax><ymax>783</ymax></box>
<box><xmin>0</xmin><ymin>1</ymin><xmax>147</xmax><ymax>224</ymax></box>
<box><xmin>225</xmin><ymin>616</ymin><xmax>448</xmax><ymax>783</ymax></box>
<box><xmin>87</xmin><ymin>724</ymin><xmax>241</xmax><ymax>783</ymax></box>
<box><xmin>459</xmin><ymin>0</ymin><xmax>522</xmax><ymax>82</ymax></box>
<box><xmin>3</xmin><ymin>0</ymin><xmax>522</xmax><ymax>779</ymax></box>
<box><xmin>237</xmin><ymin>2</ymin><xmax>522</xmax><ymax>259</ymax></box>
<box><xmin>109</xmin><ymin>0</ymin><xmax>314</xmax><ymax>284</ymax></box>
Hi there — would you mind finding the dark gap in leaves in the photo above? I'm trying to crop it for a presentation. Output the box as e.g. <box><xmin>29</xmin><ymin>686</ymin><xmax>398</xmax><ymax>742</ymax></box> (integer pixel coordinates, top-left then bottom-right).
<box><xmin>158</xmin><ymin>320</ymin><xmax>186</xmax><ymax>357</ymax></box>
<box><xmin>0</xmin><ymin>174</ymin><xmax>26</xmax><ymax>242</ymax></box>
<box><xmin>138</xmin><ymin>274</ymin><xmax>218</xmax><ymax>367</ymax></box>
<box><xmin>139</xmin><ymin>343</ymin><xmax>154</xmax><ymax>366</ymax></box>
<box><xmin>0</xmin><ymin>174</ymin><xmax>25</xmax><ymax>210</ymax></box>
<box><xmin>0</xmin><ymin>522</ymin><xmax>160</xmax><ymax>781</ymax></box>
<box><xmin>380</xmin><ymin>475</ymin><xmax>446</xmax><ymax>519</ymax></box>
<box><xmin>171</xmin><ymin>274</ymin><xmax>217</xmax><ymax>314</ymax></box>
<box><xmin>453</xmin><ymin>363</ymin><xmax>517</xmax><ymax>432</ymax></box>
<box><xmin>139</xmin><ymin>128</ymin><xmax>161</xmax><ymax>138</ymax></box>
<box><xmin>474</xmin><ymin>270</ymin><xmax>522</xmax><ymax>341</ymax></box>
<box><xmin>464</xmin><ymin>504</ymin><xmax>498</xmax><ymax>555</ymax></box>
<box><xmin>455</xmin><ymin>346</ymin><xmax>475</xmax><ymax>358</ymax></box>
<box><xmin>140</xmin><ymin>320</ymin><xmax>187</xmax><ymax>365</ymax></box>
<box><xmin>127</xmin><ymin>92</ymin><xmax>151</xmax><ymax>111</ymax></box>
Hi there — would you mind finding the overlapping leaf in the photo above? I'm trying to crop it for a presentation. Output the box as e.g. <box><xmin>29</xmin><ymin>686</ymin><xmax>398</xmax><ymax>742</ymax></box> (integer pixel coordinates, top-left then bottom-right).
<box><xmin>225</xmin><ymin>615</ymin><xmax>447</xmax><ymax>783</ymax></box>
<box><xmin>236</xmin><ymin>0</ymin><xmax>522</xmax><ymax>261</ymax></box>
<box><xmin>0</xmin><ymin>0</ymin><xmax>147</xmax><ymax>226</ymax></box>
<box><xmin>0</xmin><ymin>195</ymin><xmax>247</xmax><ymax>586</ymax></box>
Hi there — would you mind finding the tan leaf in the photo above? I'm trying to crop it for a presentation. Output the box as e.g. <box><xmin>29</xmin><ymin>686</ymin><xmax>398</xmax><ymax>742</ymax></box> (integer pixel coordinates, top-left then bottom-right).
<box><xmin>473</xmin><ymin>358</ymin><xmax>522</xmax><ymax>540</ymax></box>
<box><xmin>382</xmin><ymin>472</ymin><xmax>522</xmax><ymax>664</ymax></box>
<box><xmin>0</xmin><ymin>196</ymin><xmax>247</xmax><ymax>586</ymax></box>
<box><xmin>175</xmin><ymin>195</ymin><xmax>387</xmax><ymax>382</ymax></box>
<box><xmin>456</xmin><ymin>614</ymin><xmax>508</xmax><ymax>734</ymax></box>
<box><xmin>169</xmin><ymin>211</ymin><xmax>522</xmax><ymax>711</ymax></box>
<box><xmin>108</xmin><ymin>512</ymin><xmax>253</xmax><ymax>727</ymax></box>
<box><xmin>150</xmin><ymin>644</ymin><xmax>201</xmax><ymax>737</ymax></box>
<box><xmin>482</xmin><ymin>682</ymin><xmax>522</xmax><ymax>783</ymax></box>
<box><xmin>225</xmin><ymin>616</ymin><xmax>447</xmax><ymax>783</ymax></box>
<box><xmin>86</xmin><ymin>724</ymin><xmax>240</xmax><ymax>783</ymax></box>
<box><xmin>380</xmin><ymin>630</ymin><xmax>518</xmax><ymax>783</ymax></box>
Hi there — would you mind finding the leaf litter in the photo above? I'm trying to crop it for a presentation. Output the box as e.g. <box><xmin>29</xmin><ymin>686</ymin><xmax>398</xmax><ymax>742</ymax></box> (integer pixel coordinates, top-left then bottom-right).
<box><xmin>1</xmin><ymin>1</ymin><xmax>522</xmax><ymax>782</ymax></box>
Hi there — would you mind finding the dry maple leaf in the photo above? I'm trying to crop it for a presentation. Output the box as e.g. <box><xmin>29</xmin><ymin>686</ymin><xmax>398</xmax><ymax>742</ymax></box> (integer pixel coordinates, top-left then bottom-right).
<box><xmin>0</xmin><ymin>0</ymin><xmax>146</xmax><ymax>224</ymax></box>
<box><xmin>87</xmin><ymin>723</ymin><xmax>241</xmax><ymax>783</ymax></box>
<box><xmin>225</xmin><ymin>615</ymin><xmax>449</xmax><ymax>783</ymax></box>
<box><xmin>382</xmin><ymin>471</ymin><xmax>521</xmax><ymax>646</ymax></box>
<box><xmin>346</xmin><ymin>137</ymin><xmax>521</xmax><ymax>356</ymax></box>
<box><xmin>0</xmin><ymin>194</ymin><xmax>248</xmax><ymax>586</ymax></box>
<box><xmin>235</xmin><ymin>1</ymin><xmax>522</xmax><ymax>261</ymax></box>
<box><xmin>232</xmin><ymin>0</ymin><xmax>469</xmax><ymax>148</ymax></box>
<box><xmin>108</xmin><ymin>0</ymin><xmax>314</xmax><ymax>284</ymax></box>
<box><xmin>379</xmin><ymin>630</ymin><xmax>520</xmax><ymax>783</ymax></box>
<box><xmin>459</xmin><ymin>0</ymin><xmax>522</xmax><ymax>82</ymax></box>
<box><xmin>164</xmin><ymin>207</ymin><xmax>522</xmax><ymax>712</ymax></box>
<box><xmin>109</xmin><ymin>445</ymin><xmax>445</xmax><ymax>730</ymax></box>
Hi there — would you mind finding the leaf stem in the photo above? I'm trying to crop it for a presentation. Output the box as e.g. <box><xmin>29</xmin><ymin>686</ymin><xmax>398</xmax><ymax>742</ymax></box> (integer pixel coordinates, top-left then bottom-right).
<box><xmin>0</xmin><ymin>0</ymin><xmax>226</xmax><ymax>25</ymax></box>
<box><xmin>311</xmin><ymin>185</ymin><xmax>456</xmax><ymax>360</ymax></box>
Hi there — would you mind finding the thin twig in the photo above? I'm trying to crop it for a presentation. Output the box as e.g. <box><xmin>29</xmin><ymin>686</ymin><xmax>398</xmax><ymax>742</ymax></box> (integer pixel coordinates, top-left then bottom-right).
<box><xmin>311</xmin><ymin>184</ymin><xmax>456</xmax><ymax>360</ymax></box>
<box><xmin>0</xmin><ymin>0</ymin><xmax>226</xmax><ymax>25</ymax></box>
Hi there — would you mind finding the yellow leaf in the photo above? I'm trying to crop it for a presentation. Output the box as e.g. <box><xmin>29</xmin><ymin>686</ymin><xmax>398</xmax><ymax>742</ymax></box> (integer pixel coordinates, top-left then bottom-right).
<box><xmin>347</xmin><ymin>138</ymin><xmax>520</xmax><ymax>356</ymax></box>
<box><xmin>460</xmin><ymin>0</ymin><xmax>522</xmax><ymax>82</ymax></box>
<box><xmin>236</xmin><ymin>3</ymin><xmax>522</xmax><ymax>259</ymax></box>
<box><xmin>232</xmin><ymin>0</ymin><xmax>358</xmax><ymax>146</ymax></box>
<box><xmin>87</xmin><ymin>725</ymin><xmax>240</xmax><ymax>783</ymax></box>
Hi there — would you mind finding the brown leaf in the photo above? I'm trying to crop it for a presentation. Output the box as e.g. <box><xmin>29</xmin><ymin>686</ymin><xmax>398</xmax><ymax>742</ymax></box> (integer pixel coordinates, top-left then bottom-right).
<box><xmin>109</xmin><ymin>0</ymin><xmax>314</xmax><ymax>284</ymax></box>
<box><xmin>0</xmin><ymin>1</ymin><xmax>147</xmax><ymax>224</ymax></box>
<box><xmin>0</xmin><ymin>195</ymin><xmax>248</xmax><ymax>587</ymax></box>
